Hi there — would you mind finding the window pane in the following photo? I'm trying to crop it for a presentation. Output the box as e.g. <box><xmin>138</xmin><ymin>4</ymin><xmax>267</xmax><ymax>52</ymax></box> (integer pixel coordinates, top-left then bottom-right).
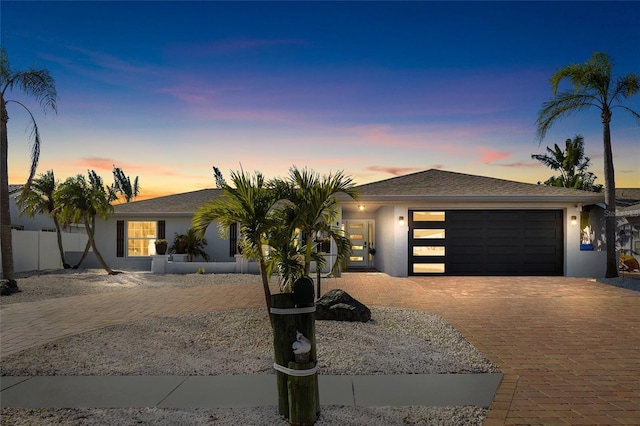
<box><xmin>413</xmin><ymin>263</ymin><xmax>445</xmax><ymax>273</ymax></box>
<box><xmin>414</xmin><ymin>229</ymin><xmax>445</xmax><ymax>239</ymax></box>
<box><xmin>349</xmin><ymin>256</ymin><xmax>364</xmax><ymax>261</ymax></box>
<box><xmin>413</xmin><ymin>211</ymin><xmax>445</xmax><ymax>222</ymax></box>
<box><xmin>350</xmin><ymin>234</ymin><xmax>364</xmax><ymax>239</ymax></box>
<box><xmin>352</xmin><ymin>245</ymin><xmax>364</xmax><ymax>250</ymax></box>
<box><xmin>349</xmin><ymin>224</ymin><xmax>364</xmax><ymax>229</ymax></box>
<box><xmin>413</xmin><ymin>246</ymin><xmax>445</xmax><ymax>256</ymax></box>
<box><xmin>127</xmin><ymin>221</ymin><xmax>157</xmax><ymax>257</ymax></box>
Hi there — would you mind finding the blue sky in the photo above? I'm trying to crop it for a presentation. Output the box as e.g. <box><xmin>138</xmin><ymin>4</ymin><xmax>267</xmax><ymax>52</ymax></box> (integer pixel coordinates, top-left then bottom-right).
<box><xmin>3</xmin><ymin>1</ymin><xmax>639</xmax><ymax>199</ymax></box>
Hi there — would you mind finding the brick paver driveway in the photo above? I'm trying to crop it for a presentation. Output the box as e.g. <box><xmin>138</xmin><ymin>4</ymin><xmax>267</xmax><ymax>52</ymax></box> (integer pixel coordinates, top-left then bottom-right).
<box><xmin>1</xmin><ymin>273</ymin><xmax>639</xmax><ymax>424</ymax></box>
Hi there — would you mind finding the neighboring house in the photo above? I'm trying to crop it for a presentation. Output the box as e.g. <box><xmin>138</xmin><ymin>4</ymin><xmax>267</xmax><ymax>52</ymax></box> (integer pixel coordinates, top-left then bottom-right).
<box><xmin>92</xmin><ymin>169</ymin><xmax>609</xmax><ymax>277</ymax></box>
<box><xmin>616</xmin><ymin>188</ymin><xmax>640</xmax><ymax>264</ymax></box>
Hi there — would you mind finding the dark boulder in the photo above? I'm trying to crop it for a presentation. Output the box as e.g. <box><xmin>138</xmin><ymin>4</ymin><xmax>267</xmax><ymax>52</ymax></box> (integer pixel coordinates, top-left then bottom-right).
<box><xmin>0</xmin><ymin>279</ymin><xmax>20</xmax><ymax>296</ymax></box>
<box><xmin>315</xmin><ymin>289</ymin><xmax>371</xmax><ymax>322</ymax></box>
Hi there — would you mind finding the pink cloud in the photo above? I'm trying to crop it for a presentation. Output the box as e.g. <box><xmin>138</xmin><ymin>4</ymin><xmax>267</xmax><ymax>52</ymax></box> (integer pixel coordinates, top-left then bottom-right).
<box><xmin>476</xmin><ymin>147</ymin><xmax>512</xmax><ymax>164</ymax></box>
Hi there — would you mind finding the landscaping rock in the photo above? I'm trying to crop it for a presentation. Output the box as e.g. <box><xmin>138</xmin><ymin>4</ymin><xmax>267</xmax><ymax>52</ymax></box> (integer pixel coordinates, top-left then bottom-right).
<box><xmin>315</xmin><ymin>289</ymin><xmax>371</xmax><ymax>322</ymax></box>
<box><xmin>0</xmin><ymin>279</ymin><xmax>20</xmax><ymax>296</ymax></box>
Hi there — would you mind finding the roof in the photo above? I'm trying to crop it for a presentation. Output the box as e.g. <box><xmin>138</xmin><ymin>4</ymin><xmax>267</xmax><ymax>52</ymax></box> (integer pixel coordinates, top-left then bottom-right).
<box><xmin>9</xmin><ymin>184</ymin><xmax>23</xmax><ymax>195</ymax></box>
<box><xmin>344</xmin><ymin>169</ymin><xmax>605</xmax><ymax>202</ymax></box>
<box><xmin>114</xmin><ymin>169</ymin><xmax>606</xmax><ymax>215</ymax></box>
<box><xmin>616</xmin><ymin>188</ymin><xmax>640</xmax><ymax>207</ymax></box>
<box><xmin>113</xmin><ymin>188</ymin><xmax>221</xmax><ymax>215</ymax></box>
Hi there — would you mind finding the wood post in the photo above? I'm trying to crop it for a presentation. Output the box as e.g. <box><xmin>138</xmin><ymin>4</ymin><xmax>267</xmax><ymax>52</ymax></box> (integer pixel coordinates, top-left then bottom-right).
<box><xmin>288</xmin><ymin>361</ymin><xmax>318</xmax><ymax>426</ymax></box>
<box><xmin>271</xmin><ymin>289</ymin><xmax>319</xmax><ymax>424</ymax></box>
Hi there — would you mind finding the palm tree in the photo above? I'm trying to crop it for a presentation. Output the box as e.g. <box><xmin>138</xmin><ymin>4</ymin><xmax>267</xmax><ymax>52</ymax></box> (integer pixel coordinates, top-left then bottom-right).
<box><xmin>537</xmin><ymin>52</ymin><xmax>640</xmax><ymax>278</ymax></box>
<box><xmin>16</xmin><ymin>170</ymin><xmax>71</xmax><ymax>269</ymax></box>
<box><xmin>1</xmin><ymin>47</ymin><xmax>57</xmax><ymax>280</ymax></box>
<box><xmin>531</xmin><ymin>135</ymin><xmax>602</xmax><ymax>192</ymax></box>
<box><xmin>112</xmin><ymin>165</ymin><xmax>140</xmax><ymax>203</ymax></box>
<box><xmin>277</xmin><ymin>167</ymin><xmax>358</xmax><ymax>277</ymax></box>
<box><xmin>192</xmin><ymin>170</ymin><xmax>279</xmax><ymax>319</ymax></box>
<box><xmin>55</xmin><ymin>171</ymin><xmax>119</xmax><ymax>275</ymax></box>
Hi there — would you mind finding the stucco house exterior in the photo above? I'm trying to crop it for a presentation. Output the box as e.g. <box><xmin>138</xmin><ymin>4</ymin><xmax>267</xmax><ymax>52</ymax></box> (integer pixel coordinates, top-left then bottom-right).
<box><xmin>88</xmin><ymin>169</ymin><xmax>610</xmax><ymax>278</ymax></box>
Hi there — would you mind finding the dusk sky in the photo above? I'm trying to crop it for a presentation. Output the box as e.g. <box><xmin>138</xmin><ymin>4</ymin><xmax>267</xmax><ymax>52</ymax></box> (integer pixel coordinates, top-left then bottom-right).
<box><xmin>3</xmin><ymin>1</ymin><xmax>639</xmax><ymax>200</ymax></box>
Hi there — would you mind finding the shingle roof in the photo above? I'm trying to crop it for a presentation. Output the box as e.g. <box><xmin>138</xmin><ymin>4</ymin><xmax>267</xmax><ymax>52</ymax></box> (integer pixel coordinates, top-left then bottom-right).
<box><xmin>114</xmin><ymin>169</ymin><xmax>606</xmax><ymax>215</ymax></box>
<box><xmin>616</xmin><ymin>188</ymin><xmax>640</xmax><ymax>207</ymax></box>
<box><xmin>113</xmin><ymin>189</ymin><xmax>222</xmax><ymax>215</ymax></box>
<box><xmin>347</xmin><ymin>169</ymin><xmax>604</xmax><ymax>201</ymax></box>
<box><xmin>9</xmin><ymin>184</ymin><xmax>23</xmax><ymax>195</ymax></box>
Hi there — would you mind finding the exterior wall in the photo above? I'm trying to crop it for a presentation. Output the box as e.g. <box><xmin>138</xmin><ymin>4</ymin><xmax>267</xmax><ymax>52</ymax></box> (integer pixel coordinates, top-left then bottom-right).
<box><xmin>92</xmin><ymin>215</ymin><xmax>235</xmax><ymax>271</ymax></box>
<box><xmin>374</xmin><ymin>205</ymin><xmax>408</xmax><ymax>277</ymax></box>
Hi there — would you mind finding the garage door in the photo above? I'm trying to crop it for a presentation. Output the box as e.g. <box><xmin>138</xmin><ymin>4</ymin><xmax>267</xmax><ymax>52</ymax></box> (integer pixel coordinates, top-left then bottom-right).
<box><xmin>409</xmin><ymin>210</ymin><xmax>564</xmax><ymax>276</ymax></box>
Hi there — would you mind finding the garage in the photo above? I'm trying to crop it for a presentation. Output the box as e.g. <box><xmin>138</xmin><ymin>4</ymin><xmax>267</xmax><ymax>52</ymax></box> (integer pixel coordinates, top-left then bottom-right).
<box><xmin>409</xmin><ymin>210</ymin><xmax>564</xmax><ymax>276</ymax></box>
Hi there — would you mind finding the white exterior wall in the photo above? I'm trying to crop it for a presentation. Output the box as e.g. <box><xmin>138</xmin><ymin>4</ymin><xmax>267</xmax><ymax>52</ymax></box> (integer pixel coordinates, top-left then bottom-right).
<box><xmin>91</xmin><ymin>215</ymin><xmax>236</xmax><ymax>271</ymax></box>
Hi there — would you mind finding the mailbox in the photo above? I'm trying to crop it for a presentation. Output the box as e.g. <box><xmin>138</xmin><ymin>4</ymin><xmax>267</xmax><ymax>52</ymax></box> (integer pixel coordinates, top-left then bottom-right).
<box><xmin>293</xmin><ymin>276</ymin><xmax>315</xmax><ymax>306</ymax></box>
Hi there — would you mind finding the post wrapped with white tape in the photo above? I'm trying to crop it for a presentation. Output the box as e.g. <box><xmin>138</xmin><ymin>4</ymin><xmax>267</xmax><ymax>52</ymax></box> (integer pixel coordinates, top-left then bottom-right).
<box><xmin>273</xmin><ymin>362</ymin><xmax>319</xmax><ymax>377</ymax></box>
<box><xmin>270</xmin><ymin>306</ymin><xmax>316</xmax><ymax>315</ymax></box>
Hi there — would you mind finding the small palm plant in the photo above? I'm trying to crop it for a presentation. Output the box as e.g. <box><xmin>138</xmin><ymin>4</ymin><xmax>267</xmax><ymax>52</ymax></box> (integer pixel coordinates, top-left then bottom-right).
<box><xmin>183</xmin><ymin>228</ymin><xmax>209</xmax><ymax>262</ymax></box>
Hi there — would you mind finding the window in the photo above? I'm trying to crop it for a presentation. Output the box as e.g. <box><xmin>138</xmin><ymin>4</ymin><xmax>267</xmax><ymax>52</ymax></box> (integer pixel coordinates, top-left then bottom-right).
<box><xmin>413</xmin><ymin>246</ymin><xmax>445</xmax><ymax>256</ymax></box>
<box><xmin>413</xmin><ymin>211</ymin><xmax>445</xmax><ymax>222</ymax></box>
<box><xmin>413</xmin><ymin>229</ymin><xmax>445</xmax><ymax>239</ymax></box>
<box><xmin>413</xmin><ymin>263</ymin><xmax>445</xmax><ymax>273</ymax></box>
<box><xmin>127</xmin><ymin>221</ymin><xmax>157</xmax><ymax>256</ymax></box>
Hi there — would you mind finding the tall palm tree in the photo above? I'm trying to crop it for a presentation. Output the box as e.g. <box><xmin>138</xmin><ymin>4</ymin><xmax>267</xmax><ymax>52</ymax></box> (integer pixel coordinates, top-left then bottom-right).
<box><xmin>112</xmin><ymin>165</ymin><xmax>140</xmax><ymax>203</ymax></box>
<box><xmin>55</xmin><ymin>171</ymin><xmax>118</xmax><ymax>275</ymax></box>
<box><xmin>537</xmin><ymin>52</ymin><xmax>640</xmax><ymax>278</ymax></box>
<box><xmin>192</xmin><ymin>170</ymin><xmax>279</xmax><ymax>319</ymax></box>
<box><xmin>531</xmin><ymin>135</ymin><xmax>602</xmax><ymax>192</ymax></box>
<box><xmin>277</xmin><ymin>167</ymin><xmax>358</xmax><ymax>277</ymax></box>
<box><xmin>16</xmin><ymin>170</ymin><xmax>70</xmax><ymax>269</ymax></box>
<box><xmin>1</xmin><ymin>47</ymin><xmax>57</xmax><ymax>279</ymax></box>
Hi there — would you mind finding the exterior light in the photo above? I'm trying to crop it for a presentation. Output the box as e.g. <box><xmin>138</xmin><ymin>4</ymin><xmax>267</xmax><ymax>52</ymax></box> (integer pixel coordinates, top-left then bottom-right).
<box><xmin>571</xmin><ymin>216</ymin><xmax>577</xmax><ymax>225</ymax></box>
<box><xmin>358</xmin><ymin>205</ymin><xmax>365</xmax><ymax>211</ymax></box>
<box><xmin>399</xmin><ymin>216</ymin><xmax>405</xmax><ymax>225</ymax></box>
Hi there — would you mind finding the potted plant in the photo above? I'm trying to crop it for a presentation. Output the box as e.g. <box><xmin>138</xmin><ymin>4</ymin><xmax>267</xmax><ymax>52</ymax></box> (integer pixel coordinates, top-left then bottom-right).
<box><xmin>154</xmin><ymin>239</ymin><xmax>168</xmax><ymax>255</ymax></box>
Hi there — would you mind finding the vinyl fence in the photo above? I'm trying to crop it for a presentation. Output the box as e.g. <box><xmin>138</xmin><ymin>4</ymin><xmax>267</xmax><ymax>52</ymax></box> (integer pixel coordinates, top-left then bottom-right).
<box><xmin>2</xmin><ymin>229</ymin><xmax>89</xmax><ymax>274</ymax></box>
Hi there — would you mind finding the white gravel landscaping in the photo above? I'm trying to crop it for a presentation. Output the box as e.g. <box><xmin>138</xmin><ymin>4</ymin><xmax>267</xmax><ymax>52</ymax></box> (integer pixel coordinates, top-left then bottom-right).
<box><xmin>1</xmin><ymin>269</ymin><xmax>500</xmax><ymax>425</ymax></box>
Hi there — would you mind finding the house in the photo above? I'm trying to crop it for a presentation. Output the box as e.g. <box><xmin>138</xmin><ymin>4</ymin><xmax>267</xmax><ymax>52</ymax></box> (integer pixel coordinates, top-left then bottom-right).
<box><xmin>616</xmin><ymin>188</ymin><xmax>640</xmax><ymax>268</ymax></box>
<box><xmin>89</xmin><ymin>169</ymin><xmax>608</xmax><ymax>278</ymax></box>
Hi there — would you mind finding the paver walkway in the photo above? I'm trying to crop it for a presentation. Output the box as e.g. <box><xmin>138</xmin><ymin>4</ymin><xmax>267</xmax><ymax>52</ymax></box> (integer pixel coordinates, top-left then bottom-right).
<box><xmin>1</xmin><ymin>273</ymin><xmax>639</xmax><ymax>424</ymax></box>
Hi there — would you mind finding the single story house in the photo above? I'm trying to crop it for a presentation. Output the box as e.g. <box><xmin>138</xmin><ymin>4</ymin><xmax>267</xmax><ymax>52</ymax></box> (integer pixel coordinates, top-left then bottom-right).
<box><xmin>89</xmin><ymin>169</ymin><xmax>610</xmax><ymax>278</ymax></box>
<box><xmin>616</xmin><ymin>188</ymin><xmax>640</xmax><ymax>265</ymax></box>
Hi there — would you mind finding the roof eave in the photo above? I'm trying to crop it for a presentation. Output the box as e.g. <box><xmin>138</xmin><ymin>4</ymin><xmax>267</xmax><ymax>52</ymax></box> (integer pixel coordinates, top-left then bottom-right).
<box><xmin>345</xmin><ymin>194</ymin><xmax>605</xmax><ymax>204</ymax></box>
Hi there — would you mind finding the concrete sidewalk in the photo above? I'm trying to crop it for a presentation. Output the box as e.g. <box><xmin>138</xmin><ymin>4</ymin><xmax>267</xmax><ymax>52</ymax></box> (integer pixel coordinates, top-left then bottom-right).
<box><xmin>1</xmin><ymin>374</ymin><xmax>502</xmax><ymax>409</ymax></box>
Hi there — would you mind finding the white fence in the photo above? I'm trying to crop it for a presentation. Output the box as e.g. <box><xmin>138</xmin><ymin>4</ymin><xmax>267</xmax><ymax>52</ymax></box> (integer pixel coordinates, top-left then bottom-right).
<box><xmin>2</xmin><ymin>229</ymin><xmax>89</xmax><ymax>274</ymax></box>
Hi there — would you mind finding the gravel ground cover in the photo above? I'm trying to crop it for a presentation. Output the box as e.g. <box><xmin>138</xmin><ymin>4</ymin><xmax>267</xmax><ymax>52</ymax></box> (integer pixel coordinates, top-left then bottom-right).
<box><xmin>1</xmin><ymin>269</ymin><xmax>498</xmax><ymax>425</ymax></box>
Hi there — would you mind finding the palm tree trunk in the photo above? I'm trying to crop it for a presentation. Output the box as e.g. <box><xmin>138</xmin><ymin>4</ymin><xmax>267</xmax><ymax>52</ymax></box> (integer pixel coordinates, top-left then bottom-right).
<box><xmin>84</xmin><ymin>215</ymin><xmax>116</xmax><ymax>275</ymax></box>
<box><xmin>1</xmin><ymin>95</ymin><xmax>15</xmax><ymax>280</ymax></box>
<box><xmin>304</xmin><ymin>235</ymin><xmax>313</xmax><ymax>276</ymax></box>
<box><xmin>73</xmin><ymin>239</ymin><xmax>91</xmax><ymax>269</ymax></box>
<box><xmin>259</xmin><ymin>257</ymin><xmax>273</xmax><ymax>326</ymax></box>
<box><xmin>602</xmin><ymin>111</ymin><xmax>618</xmax><ymax>278</ymax></box>
<box><xmin>53</xmin><ymin>216</ymin><xmax>70</xmax><ymax>268</ymax></box>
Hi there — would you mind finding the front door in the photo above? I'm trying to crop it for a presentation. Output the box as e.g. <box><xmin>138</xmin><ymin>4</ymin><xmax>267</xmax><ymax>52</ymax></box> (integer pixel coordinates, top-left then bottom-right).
<box><xmin>345</xmin><ymin>220</ymin><xmax>375</xmax><ymax>270</ymax></box>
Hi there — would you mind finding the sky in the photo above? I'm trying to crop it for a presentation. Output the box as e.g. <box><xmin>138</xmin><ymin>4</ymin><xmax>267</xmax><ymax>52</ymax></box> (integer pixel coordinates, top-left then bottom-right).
<box><xmin>3</xmin><ymin>1</ymin><xmax>639</xmax><ymax>200</ymax></box>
